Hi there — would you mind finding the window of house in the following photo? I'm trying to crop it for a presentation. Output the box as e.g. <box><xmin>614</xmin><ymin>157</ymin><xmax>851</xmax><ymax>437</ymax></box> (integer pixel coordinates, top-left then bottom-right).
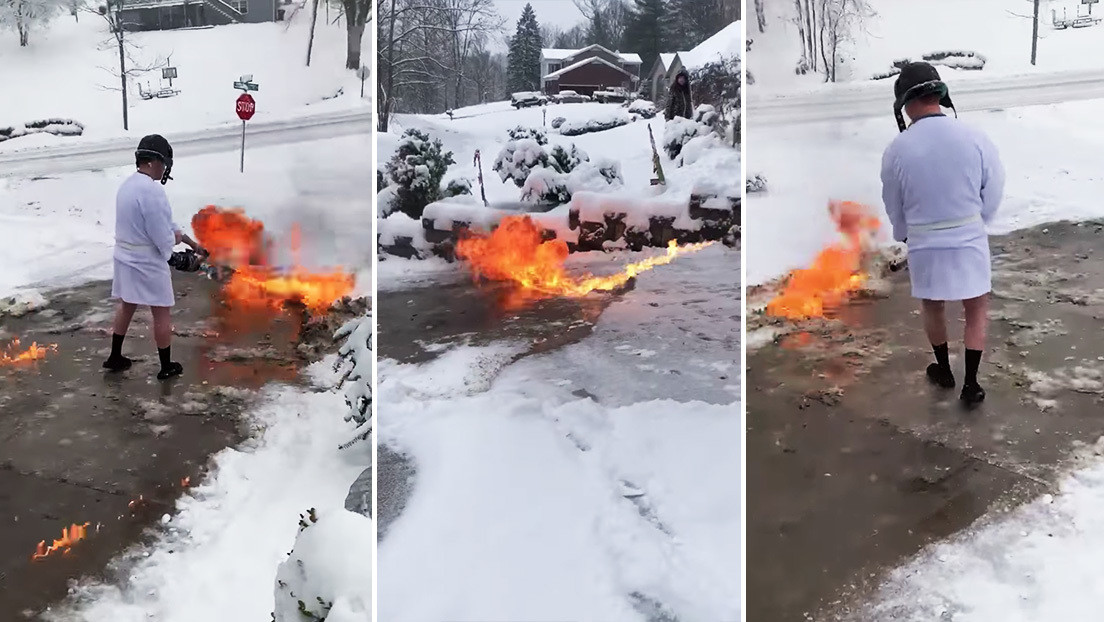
<box><xmin>549</xmin><ymin>63</ymin><xmax>560</xmax><ymax>73</ymax></box>
<box><xmin>228</xmin><ymin>0</ymin><xmax>247</xmax><ymax>13</ymax></box>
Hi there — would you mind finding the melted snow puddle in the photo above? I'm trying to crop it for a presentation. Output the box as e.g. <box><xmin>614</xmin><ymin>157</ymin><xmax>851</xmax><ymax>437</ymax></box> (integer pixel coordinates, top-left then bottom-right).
<box><xmin>43</xmin><ymin>367</ymin><xmax>369</xmax><ymax>622</ymax></box>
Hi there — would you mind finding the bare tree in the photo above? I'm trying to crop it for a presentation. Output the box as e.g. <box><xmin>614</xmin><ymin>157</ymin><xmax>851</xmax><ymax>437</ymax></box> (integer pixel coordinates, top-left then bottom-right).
<box><xmin>440</xmin><ymin>0</ymin><xmax>503</xmax><ymax>109</ymax></box>
<box><xmin>754</xmin><ymin>0</ymin><xmax>766</xmax><ymax>33</ymax></box>
<box><xmin>0</xmin><ymin>0</ymin><xmax>63</xmax><ymax>46</ymax></box>
<box><xmin>88</xmin><ymin>1</ymin><xmax>162</xmax><ymax>130</ymax></box>
<box><xmin>306</xmin><ymin>0</ymin><xmax>320</xmax><ymax>65</ymax></box>
<box><xmin>817</xmin><ymin>0</ymin><xmax>872</xmax><ymax>82</ymax></box>
<box><xmin>341</xmin><ymin>0</ymin><xmax>371</xmax><ymax>69</ymax></box>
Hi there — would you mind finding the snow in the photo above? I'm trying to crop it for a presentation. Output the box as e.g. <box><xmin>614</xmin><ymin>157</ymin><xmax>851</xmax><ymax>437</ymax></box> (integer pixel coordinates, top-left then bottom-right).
<box><xmin>44</xmin><ymin>382</ymin><xmax>370</xmax><ymax>622</ymax></box>
<box><xmin>378</xmin><ymin>243</ymin><xmax>740</xmax><ymax>620</ymax></box>
<box><xmin>542</xmin><ymin>46</ymin><xmax>641</xmax><ymax>64</ymax></box>
<box><xmin>0</xmin><ymin>10</ymin><xmax>368</xmax><ymax>149</ymax></box>
<box><xmin>0</xmin><ymin>133</ymin><xmax>372</xmax><ymax>299</ymax></box>
<box><xmin>679</xmin><ymin>20</ymin><xmax>741</xmax><ymax>71</ymax></box>
<box><xmin>274</xmin><ymin>508</ymin><xmax>373</xmax><ymax>622</ymax></box>
<box><xmin>751</xmin><ymin>0</ymin><xmax>1104</xmax><ymax>92</ymax></box>
<box><xmin>545</xmin><ymin>55</ymin><xmax>636</xmax><ymax>80</ymax></box>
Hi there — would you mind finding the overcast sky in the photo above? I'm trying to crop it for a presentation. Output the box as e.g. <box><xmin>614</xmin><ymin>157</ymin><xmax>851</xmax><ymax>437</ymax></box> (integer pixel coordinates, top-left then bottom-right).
<box><xmin>491</xmin><ymin>0</ymin><xmax>586</xmax><ymax>48</ymax></box>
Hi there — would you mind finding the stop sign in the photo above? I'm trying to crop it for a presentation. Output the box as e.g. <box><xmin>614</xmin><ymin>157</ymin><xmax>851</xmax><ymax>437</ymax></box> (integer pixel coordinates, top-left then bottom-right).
<box><xmin>235</xmin><ymin>93</ymin><xmax>256</xmax><ymax>121</ymax></box>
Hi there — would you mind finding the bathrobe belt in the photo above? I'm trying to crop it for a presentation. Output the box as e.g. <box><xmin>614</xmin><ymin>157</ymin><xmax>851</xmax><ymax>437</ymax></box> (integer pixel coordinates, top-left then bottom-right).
<box><xmin>908</xmin><ymin>213</ymin><xmax>983</xmax><ymax>236</ymax></box>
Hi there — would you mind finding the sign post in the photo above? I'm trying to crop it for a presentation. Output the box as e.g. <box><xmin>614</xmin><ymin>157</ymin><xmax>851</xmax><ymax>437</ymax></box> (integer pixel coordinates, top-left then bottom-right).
<box><xmin>357</xmin><ymin>65</ymin><xmax>369</xmax><ymax>99</ymax></box>
<box><xmin>235</xmin><ymin>92</ymin><xmax>256</xmax><ymax>173</ymax></box>
<box><xmin>1085</xmin><ymin>0</ymin><xmax>1099</xmax><ymax>14</ymax></box>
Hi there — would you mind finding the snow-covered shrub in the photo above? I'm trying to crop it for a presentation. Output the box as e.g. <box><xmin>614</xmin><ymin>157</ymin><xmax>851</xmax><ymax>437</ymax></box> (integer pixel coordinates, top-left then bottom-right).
<box><xmin>628</xmin><ymin>98</ymin><xmax>657</xmax><ymax>119</ymax></box>
<box><xmin>676</xmin><ymin>134</ymin><xmax>725</xmax><ymax>166</ymax></box>
<box><xmin>376</xmin><ymin>185</ymin><xmax>399</xmax><ymax>218</ymax></box>
<box><xmin>376</xmin><ymin>169</ymin><xmax>387</xmax><ymax>191</ymax></box>
<box><xmin>746</xmin><ymin>174</ymin><xmax>768</xmax><ymax>194</ymax></box>
<box><xmin>693</xmin><ymin>104</ymin><xmax>718</xmax><ymax>127</ymax></box>
<box><xmin>24</xmin><ymin>118</ymin><xmax>84</xmax><ymax>134</ymax></box>
<box><xmin>520</xmin><ymin>160</ymin><xmax>622</xmax><ymax>205</ymax></box>
<box><xmin>382</xmin><ymin>128</ymin><xmax>456</xmax><ymax>219</ymax></box>
<box><xmin>663</xmin><ymin>117</ymin><xmax>713</xmax><ymax>160</ymax></box>
<box><xmin>379</xmin><ymin>211</ymin><xmax>432</xmax><ymax>258</ymax></box>
<box><xmin>549</xmin><ymin>144</ymin><xmax>589</xmax><ymax>173</ymax></box>
<box><xmin>333</xmin><ymin>313</ymin><xmax>371</xmax><ymax>448</ymax></box>
<box><xmin>506</xmin><ymin>126</ymin><xmax>548</xmax><ymax>145</ymax></box>
<box><xmin>443</xmin><ymin>177</ymin><xmax>473</xmax><ymax>198</ymax></box>
<box><xmin>551</xmin><ymin>116</ymin><xmax>566</xmax><ymax>129</ymax></box>
<box><xmin>558</xmin><ymin>112</ymin><xmax>631</xmax><ymax>136</ymax></box>
<box><xmin>691</xmin><ymin>54</ymin><xmax>741</xmax><ymax>144</ymax></box>
<box><xmin>493</xmin><ymin>137</ymin><xmax>551</xmax><ymax>187</ymax></box>
<box><xmin>273</xmin><ymin>509</ymin><xmax>372</xmax><ymax>622</ymax></box>
<box><xmin>923</xmin><ymin>50</ymin><xmax>986</xmax><ymax>71</ymax></box>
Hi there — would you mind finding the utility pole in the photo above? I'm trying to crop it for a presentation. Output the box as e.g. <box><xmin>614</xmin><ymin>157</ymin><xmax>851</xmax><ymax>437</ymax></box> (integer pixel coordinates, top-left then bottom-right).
<box><xmin>1031</xmin><ymin>0</ymin><xmax>1040</xmax><ymax>66</ymax></box>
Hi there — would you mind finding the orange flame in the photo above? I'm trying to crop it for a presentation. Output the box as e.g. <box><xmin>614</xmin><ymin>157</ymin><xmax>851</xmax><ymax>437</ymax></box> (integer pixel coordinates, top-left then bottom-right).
<box><xmin>191</xmin><ymin>206</ymin><xmax>355</xmax><ymax>313</ymax></box>
<box><xmin>31</xmin><ymin>523</ymin><xmax>90</xmax><ymax>560</ymax></box>
<box><xmin>181</xmin><ymin>476</ymin><xmax>191</xmax><ymax>488</ymax></box>
<box><xmin>1</xmin><ymin>339</ymin><xmax>57</xmax><ymax>365</ymax></box>
<box><xmin>766</xmin><ymin>201</ymin><xmax>882</xmax><ymax>320</ymax></box>
<box><xmin>192</xmin><ymin>205</ymin><xmax>270</xmax><ymax>267</ymax></box>
<box><xmin>456</xmin><ymin>215</ymin><xmax>713</xmax><ymax>298</ymax></box>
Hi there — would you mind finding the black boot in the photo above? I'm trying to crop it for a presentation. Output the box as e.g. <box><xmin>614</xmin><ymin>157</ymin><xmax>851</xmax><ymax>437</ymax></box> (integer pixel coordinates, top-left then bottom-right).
<box><xmin>102</xmin><ymin>333</ymin><xmax>132</xmax><ymax>372</ymax></box>
<box><xmin>961</xmin><ymin>348</ymin><xmax>985</xmax><ymax>406</ymax></box>
<box><xmin>926</xmin><ymin>343</ymin><xmax>955</xmax><ymax>388</ymax></box>
<box><xmin>156</xmin><ymin>346</ymin><xmax>183</xmax><ymax>380</ymax></box>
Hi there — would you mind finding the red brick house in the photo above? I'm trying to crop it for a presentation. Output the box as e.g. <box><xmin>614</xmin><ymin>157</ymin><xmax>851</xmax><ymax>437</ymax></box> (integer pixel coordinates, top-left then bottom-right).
<box><xmin>540</xmin><ymin>45</ymin><xmax>642</xmax><ymax>96</ymax></box>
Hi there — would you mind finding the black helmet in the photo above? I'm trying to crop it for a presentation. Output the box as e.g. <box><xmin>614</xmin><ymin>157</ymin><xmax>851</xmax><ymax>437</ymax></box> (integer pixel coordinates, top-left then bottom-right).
<box><xmin>893</xmin><ymin>61</ymin><xmax>956</xmax><ymax>132</ymax></box>
<box><xmin>135</xmin><ymin>134</ymin><xmax>174</xmax><ymax>184</ymax></box>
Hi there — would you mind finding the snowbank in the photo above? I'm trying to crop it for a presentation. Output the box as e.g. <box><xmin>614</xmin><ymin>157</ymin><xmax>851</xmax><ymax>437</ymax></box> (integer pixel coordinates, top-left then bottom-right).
<box><xmin>572</xmin><ymin>191</ymin><xmax>699</xmax><ymax>231</ymax></box>
<box><xmin>274</xmin><ymin>509</ymin><xmax>373</xmax><ymax>622</ymax></box>
<box><xmin>559</xmin><ymin>110</ymin><xmax>633</xmax><ymax>136</ymax></box>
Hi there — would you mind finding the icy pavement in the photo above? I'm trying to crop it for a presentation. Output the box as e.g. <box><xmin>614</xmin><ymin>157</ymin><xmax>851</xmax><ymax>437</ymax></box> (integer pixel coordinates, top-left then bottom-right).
<box><xmin>378</xmin><ymin>244</ymin><xmax>740</xmax><ymax>621</ymax></box>
<box><xmin>746</xmin><ymin>220</ymin><xmax>1104</xmax><ymax>621</ymax></box>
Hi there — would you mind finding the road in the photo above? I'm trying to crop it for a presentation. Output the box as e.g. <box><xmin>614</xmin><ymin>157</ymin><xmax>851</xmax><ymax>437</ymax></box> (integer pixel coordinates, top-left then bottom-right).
<box><xmin>0</xmin><ymin>108</ymin><xmax>372</xmax><ymax>179</ymax></box>
<box><xmin>749</xmin><ymin>68</ymin><xmax>1104</xmax><ymax>126</ymax></box>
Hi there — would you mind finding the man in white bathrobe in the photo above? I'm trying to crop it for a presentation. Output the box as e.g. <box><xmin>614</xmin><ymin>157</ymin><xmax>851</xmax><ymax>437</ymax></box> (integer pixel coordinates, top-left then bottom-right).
<box><xmin>103</xmin><ymin>135</ymin><xmax>206</xmax><ymax>380</ymax></box>
<box><xmin>880</xmin><ymin>62</ymin><xmax>1005</xmax><ymax>406</ymax></box>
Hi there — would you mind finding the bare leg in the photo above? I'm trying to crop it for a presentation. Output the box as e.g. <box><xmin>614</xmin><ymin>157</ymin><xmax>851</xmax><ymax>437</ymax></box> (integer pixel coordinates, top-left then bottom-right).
<box><xmin>150</xmin><ymin>306</ymin><xmax>173</xmax><ymax>349</ymax></box>
<box><xmin>112</xmin><ymin>301</ymin><xmax>138</xmax><ymax>336</ymax></box>
<box><xmin>921</xmin><ymin>299</ymin><xmax>947</xmax><ymax>345</ymax></box>
<box><xmin>962</xmin><ymin>294</ymin><xmax>990</xmax><ymax>351</ymax></box>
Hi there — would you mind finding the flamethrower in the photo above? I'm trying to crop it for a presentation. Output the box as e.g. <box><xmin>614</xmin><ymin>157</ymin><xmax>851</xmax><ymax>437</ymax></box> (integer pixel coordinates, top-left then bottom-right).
<box><xmin>168</xmin><ymin>249</ymin><xmax>229</xmax><ymax>281</ymax></box>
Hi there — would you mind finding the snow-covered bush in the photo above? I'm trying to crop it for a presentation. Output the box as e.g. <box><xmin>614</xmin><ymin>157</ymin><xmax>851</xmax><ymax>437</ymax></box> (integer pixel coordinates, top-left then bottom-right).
<box><xmin>691</xmin><ymin>53</ymin><xmax>740</xmax><ymax>144</ymax></box>
<box><xmin>506</xmin><ymin>126</ymin><xmax>548</xmax><ymax>145</ymax></box>
<box><xmin>0</xmin><ymin>118</ymin><xmax>84</xmax><ymax>143</ymax></box>
<box><xmin>676</xmin><ymin>134</ymin><xmax>725</xmax><ymax>166</ymax></box>
<box><xmin>558</xmin><ymin>112</ymin><xmax>631</xmax><ymax>136</ymax></box>
<box><xmin>663</xmin><ymin>117</ymin><xmax>712</xmax><ymax>160</ymax></box>
<box><xmin>273</xmin><ymin>509</ymin><xmax>372</xmax><ymax>622</ymax></box>
<box><xmin>746</xmin><ymin>174</ymin><xmax>768</xmax><ymax>194</ymax></box>
<box><xmin>693</xmin><ymin>104</ymin><xmax>718</xmax><ymax>127</ymax></box>
<box><xmin>923</xmin><ymin>50</ymin><xmax>986</xmax><ymax>71</ymax></box>
<box><xmin>549</xmin><ymin>143</ymin><xmax>589</xmax><ymax>173</ymax></box>
<box><xmin>520</xmin><ymin>159</ymin><xmax>622</xmax><ymax>205</ymax></box>
<box><xmin>551</xmin><ymin>116</ymin><xmax>566</xmax><ymax>129</ymax></box>
<box><xmin>443</xmin><ymin>177</ymin><xmax>473</xmax><ymax>198</ymax></box>
<box><xmin>628</xmin><ymin>98</ymin><xmax>657</xmax><ymax>119</ymax></box>
<box><xmin>333</xmin><ymin>313</ymin><xmax>371</xmax><ymax>448</ymax></box>
<box><xmin>382</xmin><ymin>128</ymin><xmax>456</xmax><ymax>219</ymax></box>
<box><xmin>493</xmin><ymin>137</ymin><xmax>551</xmax><ymax>187</ymax></box>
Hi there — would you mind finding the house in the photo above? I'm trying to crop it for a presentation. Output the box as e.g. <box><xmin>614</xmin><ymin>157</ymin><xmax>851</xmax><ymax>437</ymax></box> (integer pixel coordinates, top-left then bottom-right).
<box><xmin>540</xmin><ymin>45</ymin><xmax>642</xmax><ymax>96</ymax></box>
<box><xmin>648</xmin><ymin>51</ymin><xmax>689</xmax><ymax>103</ymax></box>
<box><xmin>115</xmin><ymin>0</ymin><xmax>286</xmax><ymax>32</ymax></box>
<box><xmin>650</xmin><ymin>21</ymin><xmax>742</xmax><ymax>103</ymax></box>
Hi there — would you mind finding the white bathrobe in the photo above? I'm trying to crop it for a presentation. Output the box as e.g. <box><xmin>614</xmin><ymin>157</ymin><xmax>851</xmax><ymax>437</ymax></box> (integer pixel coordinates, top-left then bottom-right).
<box><xmin>881</xmin><ymin>114</ymin><xmax>1005</xmax><ymax>301</ymax></box>
<box><xmin>111</xmin><ymin>172</ymin><xmax>181</xmax><ymax>307</ymax></box>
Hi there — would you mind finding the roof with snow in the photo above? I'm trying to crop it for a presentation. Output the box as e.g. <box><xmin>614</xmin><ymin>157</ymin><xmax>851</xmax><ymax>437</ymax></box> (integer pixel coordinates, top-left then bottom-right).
<box><xmin>678</xmin><ymin>20</ymin><xmax>741</xmax><ymax>70</ymax></box>
<box><xmin>541</xmin><ymin>45</ymin><xmax>642</xmax><ymax>65</ymax></box>
<box><xmin>543</xmin><ymin>56</ymin><xmax>638</xmax><ymax>81</ymax></box>
<box><xmin>659</xmin><ymin>53</ymin><xmax>679</xmax><ymax>70</ymax></box>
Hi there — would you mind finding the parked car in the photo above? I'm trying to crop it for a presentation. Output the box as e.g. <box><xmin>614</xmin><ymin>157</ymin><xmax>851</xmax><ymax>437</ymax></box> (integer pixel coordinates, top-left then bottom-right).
<box><xmin>592</xmin><ymin>87</ymin><xmax>629</xmax><ymax>104</ymax></box>
<box><xmin>552</xmin><ymin>90</ymin><xmax>591</xmax><ymax>104</ymax></box>
<box><xmin>510</xmin><ymin>91</ymin><xmax>548</xmax><ymax>108</ymax></box>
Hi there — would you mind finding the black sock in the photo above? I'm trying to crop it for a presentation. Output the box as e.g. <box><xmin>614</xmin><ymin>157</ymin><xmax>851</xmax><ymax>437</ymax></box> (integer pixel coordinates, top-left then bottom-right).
<box><xmin>158</xmin><ymin>346</ymin><xmax>171</xmax><ymax>369</ymax></box>
<box><xmin>965</xmin><ymin>348</ymin><xmax>982</xmax><ymax>386</ymax></box>
<box><xmin>110</xmin><ymin>333</ymin><xmax>126</xmax><ymax>359</ymax></box>
<box><xmin>932</xmin><ymin>342</ymin><xmax>950</xmax><ymax>370</ymax></box>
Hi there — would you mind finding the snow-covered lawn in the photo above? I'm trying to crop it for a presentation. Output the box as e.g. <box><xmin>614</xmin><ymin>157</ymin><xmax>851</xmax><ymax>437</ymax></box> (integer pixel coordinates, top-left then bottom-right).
<box><xmin>0</xmin><ymin>133</ymin><xmax>372</xmax><ymax>299</ymax></box>
<box><xmin>0</xmin><ymin>8</ymin><xmax>367</xmax><ymax>149</ymax></box>
<box><xmin>748</xmin><ymin>97</ymin><xmax>1104</xmax><ymax>617</ymax></box>
<box><xmin>751</xmin><ymin>0</ymin><xmax>1104</xmax><ymax>91</ymax></box>
<box><xmin>378</xmin><ymin>244</ymin><xmax>740</xmax><ymax>621</ymax></box>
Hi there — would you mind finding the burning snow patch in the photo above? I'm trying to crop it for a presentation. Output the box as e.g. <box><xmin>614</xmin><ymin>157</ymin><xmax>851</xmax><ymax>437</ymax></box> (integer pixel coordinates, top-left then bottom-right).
<box><xmin>1</xmin><ymin>338</ymin><xmax>57</xmax><ymax>365</ymax></box>
<box><xmin>192</xmin><ymin>206</ymin><xmax>356</xmax><ymax>314</ymax></box>
<box><xmin>766</xmin><ymin>201</ymin><xmax>882</xmax><ymax>320</ymax></box>
<box><xmin>32</xmin><ymin>523</ymin><xmax>93</xmax><ymax>561</ymax></box>
<box><xmin>455</xmin><ymin>215</ymin><xmax>713</xmax><ymax>301</ymax></box>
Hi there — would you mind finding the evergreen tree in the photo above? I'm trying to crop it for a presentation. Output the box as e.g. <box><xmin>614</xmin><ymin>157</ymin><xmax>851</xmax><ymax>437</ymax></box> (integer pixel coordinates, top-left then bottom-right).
<box><xmin>667</xmin><ymin>0</ymin><xmax>722</xmax><ymax>48</ymax></box>
<box><xmin>506</xmin><ymin>4</ymin><xmax>543</xmax><ymax>93</ymax></box>
<box><xmin>622</xmin><ymin>0</ymin><xmax>669</xmax><ymax>74</ymax></box>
